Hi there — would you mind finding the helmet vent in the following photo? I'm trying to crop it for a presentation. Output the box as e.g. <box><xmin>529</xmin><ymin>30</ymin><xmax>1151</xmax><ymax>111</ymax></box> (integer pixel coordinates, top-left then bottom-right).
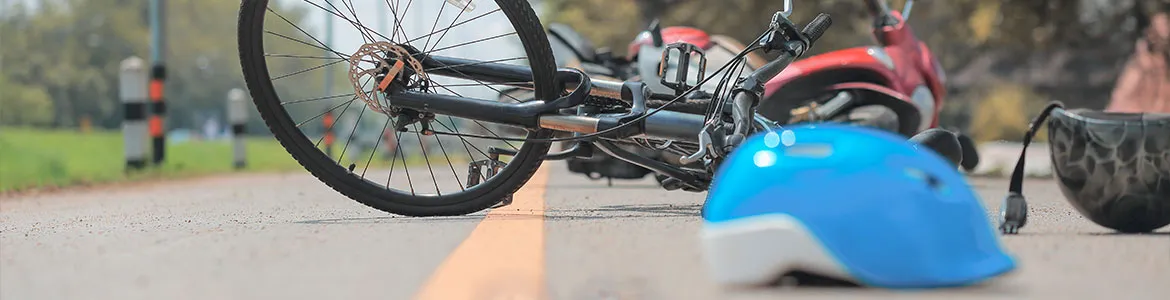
<box><xmin>904</xmin><ymin>167</ymin><xmax>947</xmax><ymax>194</ymax></box>
<box><xmin>784</xmin><ymin>143</ymin><xmax>834</xmax><ymax>158</ymax></box>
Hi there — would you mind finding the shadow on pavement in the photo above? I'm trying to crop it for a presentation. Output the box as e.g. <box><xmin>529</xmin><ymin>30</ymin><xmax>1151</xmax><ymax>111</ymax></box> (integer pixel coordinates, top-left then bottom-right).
<box><xmin>997</xmin><ymin>230</ymin><xmax>1170</xmax><ymax>237</ymax></box>
<box><xmin>1082</xmin><ymin>231</ymin><xmax>1170</xmax><ymax>236</ymax></box>
<box><xmin>294</xmin><ymin>203</ymin><xmax>703</xmax><ymax>224</ymax></box>
<box><xmin>295</xmin><ymin>215</ymin><xmax>488</xmax><ymax>224</ymax></box>
<box><xmin>726</xmin><ymin>274</ymin><xmax>1023</xmax><ymax>296</ymax></box>
<box><xmin>545</xmin><ymin>183</ymin><xmax>665</xmax><ymax>189</ymax></box>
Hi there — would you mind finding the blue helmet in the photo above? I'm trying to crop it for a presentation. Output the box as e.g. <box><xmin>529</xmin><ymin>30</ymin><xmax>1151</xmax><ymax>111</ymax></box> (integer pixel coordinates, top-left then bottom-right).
<box><xmin>700</xmin><ymin>123</ymin><xmax>1017</xmax><ymax>289</ymax></box>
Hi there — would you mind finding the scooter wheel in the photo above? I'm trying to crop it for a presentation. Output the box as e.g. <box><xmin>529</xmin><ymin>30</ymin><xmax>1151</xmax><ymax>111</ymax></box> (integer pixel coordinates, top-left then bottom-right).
<box><xmin>832</xmin><ymin>105</ymin><xmax>901</xmax><ymax>134</ymax></box>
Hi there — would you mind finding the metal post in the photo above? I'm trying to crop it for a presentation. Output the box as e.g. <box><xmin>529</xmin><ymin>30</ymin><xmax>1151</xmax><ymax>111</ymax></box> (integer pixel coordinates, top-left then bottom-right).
<box><xmin>120</xmin><ymin>56</ymin><xmax>149</xmax><ymax>171</ymax></box>
<box><xmin>148</xmin><ymin>0</ymin><xmax>168</xmax><ymax>165</ymax></box>
<box><xmin>227</xmin><ymin>88</ymin><xmax>249</xmax><ymax>170</ymax></box>
<box><xmin>324</xmin><ymin>110</ymin><xmax>335</xmax><ymax>157</ymax></box>
<box><xmin>323</xmin><ymin>0</ymin><xmax>334</xmax><ymax>126</ymax></box>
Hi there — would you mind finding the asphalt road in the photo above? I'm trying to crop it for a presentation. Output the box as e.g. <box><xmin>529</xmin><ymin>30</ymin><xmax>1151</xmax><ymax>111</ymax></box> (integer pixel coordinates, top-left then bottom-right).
<box><xmin>1</xmin><ymin>164</ymin><xmax>1167</xmax><ymax>300</ymax></box>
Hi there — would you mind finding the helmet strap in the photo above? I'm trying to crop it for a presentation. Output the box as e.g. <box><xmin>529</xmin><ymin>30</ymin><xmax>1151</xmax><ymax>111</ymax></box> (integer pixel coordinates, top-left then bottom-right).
<box><xmin>999</xmin><ymin>101</ymin><xmax>1065</xmax><ymax>234</ymax></box>
<box><xmin>1008</xmin><ymin>101</ymin><xmax>1065</xmax><ymax>194</ymax></box>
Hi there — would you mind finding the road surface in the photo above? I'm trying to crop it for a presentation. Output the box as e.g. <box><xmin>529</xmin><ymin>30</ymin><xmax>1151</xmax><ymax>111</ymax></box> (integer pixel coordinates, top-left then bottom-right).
<box><xmin>2</xmin><ymin>164</ymin><xmax>1167</xmax><ymax>300</ymax></box>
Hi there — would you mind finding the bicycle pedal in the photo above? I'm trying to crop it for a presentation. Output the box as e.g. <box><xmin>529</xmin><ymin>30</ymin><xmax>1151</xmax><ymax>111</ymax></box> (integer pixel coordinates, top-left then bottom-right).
<box><xmin>658</xmin><ymin>42</ymin><xmax>707</xmax><ymax>96</ymax></box>
<box><xmin>465</xmin><ymin>158</ymin><xmax>507</xmax><ymax>188</ymax></box>
<box><xmin>466</xmin><ymin>163</ymin><xmax>484</xmax><ymax>187</ymax></box>
<box><xmin>659</xmin><ymin>177</ymin><xmax>685</xmax><ymax>191</ymax></box>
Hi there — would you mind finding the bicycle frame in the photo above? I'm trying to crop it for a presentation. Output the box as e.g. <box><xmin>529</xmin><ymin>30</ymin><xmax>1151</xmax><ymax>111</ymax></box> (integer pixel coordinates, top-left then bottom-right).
<box><xmin>379</xmin><ymin>2</ymin><xmax>827</xmax><ymax>191</ymax></box>
<box><xmin>399</xmin><ymin>56</ymin><xmax>722</xmax><ymax>144</ymax></box>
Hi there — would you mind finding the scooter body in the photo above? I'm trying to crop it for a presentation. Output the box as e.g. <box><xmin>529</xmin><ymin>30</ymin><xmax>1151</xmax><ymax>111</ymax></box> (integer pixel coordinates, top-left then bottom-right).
<box><xmin>758</xmin><ymin>10</ymin><xmax>947</xmax><ymax>137</ymax></box>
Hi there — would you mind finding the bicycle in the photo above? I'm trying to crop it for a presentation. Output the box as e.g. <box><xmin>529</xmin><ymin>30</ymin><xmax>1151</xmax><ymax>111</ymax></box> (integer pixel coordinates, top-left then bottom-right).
<box><xmin>238</xmin><ymin>0</ymin><xmax>837</xmax><ymax>216</ymax></box>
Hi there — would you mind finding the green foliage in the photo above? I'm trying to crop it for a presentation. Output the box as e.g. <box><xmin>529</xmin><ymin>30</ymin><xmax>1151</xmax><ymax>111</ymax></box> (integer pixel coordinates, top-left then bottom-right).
<box><xmin>0</xmin><ymin>76</ymin><xmax>54</xmax><ymax>126</ymax></box>
<box><xmin>0</xmin><ymin>0</ymin><xmax>338</xmax><ymax>132</ymax></box>
<box><xmin>544</xmin><ymin>0</ymin><xmax>1162</xmax><ymax>135</ymax></box>
<box><xmin>0</xmin><ymin>127</ymin><xmax>305</xmax><ymax>192</ymax></box>
<box><xmin>966</xmin><ymin>81</ymin><xmax>1050</xmax><ymax>143</ymax></box>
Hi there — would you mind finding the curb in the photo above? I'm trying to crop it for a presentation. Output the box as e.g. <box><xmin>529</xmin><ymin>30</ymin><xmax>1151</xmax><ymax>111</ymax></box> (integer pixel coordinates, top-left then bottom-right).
<box><xmin>962</xmin><ymin>142</ymin><xmax>1053</xmax><ymax>178</ymax></box>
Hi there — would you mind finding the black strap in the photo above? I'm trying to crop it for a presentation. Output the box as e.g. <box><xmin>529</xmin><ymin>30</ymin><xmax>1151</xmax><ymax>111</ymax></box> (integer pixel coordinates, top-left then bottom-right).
<box><xmin>1008</xmin><ymin>101</ymin><xmax>1065</xmax><ymax>194</ymax></box>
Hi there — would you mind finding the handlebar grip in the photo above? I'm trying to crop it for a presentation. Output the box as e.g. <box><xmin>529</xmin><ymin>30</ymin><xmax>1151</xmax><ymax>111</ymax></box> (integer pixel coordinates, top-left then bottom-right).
<box><xmin>801</xmin><ymin>13</ymin><xmax>833</xmax><ymax>46</ymax></box>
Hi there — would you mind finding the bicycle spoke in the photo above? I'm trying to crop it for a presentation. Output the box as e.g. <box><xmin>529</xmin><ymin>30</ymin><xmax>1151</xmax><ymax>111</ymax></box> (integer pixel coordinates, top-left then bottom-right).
<box><xmin>303</xmin><ymin>0</ymin><xmax>393</xmax><ymax>44</ymax></box>
<box><xmin>411</xmin><ymin>123</ymin><xmax>440</xmax><ymax>195</ymax></box>
<box><xmin>264</xmin><ymin>30</ymin><xmax>346</xmax><ymax>59</ymax></box>
<box><xmin>427</xmin><ymin>80</ymin><xmax>521</xmax><ymax>150</ymax></box>
<box><xmin>386</xmin><ymin>121</ymin><xmax>414</xmax><ymax>196</ymax></box>
<box><xmin>265</xmin><ymin>8</ymin><xmax>348</xmax><ymax>59</ymax></box>
<box><xmin>313</xmin><ymin>99</ymin><xmax>355</xmax><ymax>148</ymax></box>
<box><xmin>301</xmin><ymin>76</ymin><xmax>370</xmax><ymax>129</ymax></box>
<box><xmin>252</xmin><ymin>0</ymin><xmax>551</xmax><ymax>202</ymax></box>
<box><xmin>336</xmin><ymin>0</ymin><xmax>379</xmax><ymax>44</ymax></box>
<box><xmin>361</xmin><ymin>116</ymin><xmax>394</xmax><ymax>178</ymax></box>
<box><xmin>404</xmin><ymin>7</ymin><xmax>500</xmax><ymax>45</ymax></box>
<box><xmin>383</xmin><ymin>0</ymin><xmax>412</xmax><ymax>42</ymax></box>
<box><xmin>430</xmin><ymin>118</ymin><xmax>496</xmax><ymax>177</ymax></box>
<box><xmin>422</xmin><ymin>0</ymin><xmax>448</xmax><ymax>52</ymax></box>
<box><xmin>265</xmin><ymin>53</ymin><xmax>341</xmax><ymax>60</ymax></box>
<box><xmin>281</xmin><ymin>92</ymin><xmax>357</xmax><ymax>105</ymax></box>
<box><xmin>425</xmin><ymin>0</ymin><xmax>475</xmax><ymax>54</ymax></box>
<box><xmin>271</xmin><ymin>58</ymin><xmax>346</xmax><ymax>81</ymax></box>
<box><xmin>423</xmin><ymin>31</ymin><xmax>517</xmax><ymax>55</ymax></box>
<box><xmin>336</xmin><ymin>101</ymin><xmax>368</xmax><ymax>163</ymax></box>
<box><xmin>431</xmin><ymin>131</ymin><xmax>466</xmax><ymax>192</ymax></box>
<box><xmin>299</xmin><ymin>98</ymin><xmax>354</xmax><ymax>129</ymax></box>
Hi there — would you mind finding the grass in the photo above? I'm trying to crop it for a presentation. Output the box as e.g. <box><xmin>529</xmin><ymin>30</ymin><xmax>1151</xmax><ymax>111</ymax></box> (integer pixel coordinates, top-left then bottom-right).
<box><xmin>0</xmin><ymin>127</ymin><xmax>485</xmax><ymax>194</ymax></box>
<box><xmin>0</xmin><ymin>126</ymin><xmax>305</xmax><ymax>193</ymax></box>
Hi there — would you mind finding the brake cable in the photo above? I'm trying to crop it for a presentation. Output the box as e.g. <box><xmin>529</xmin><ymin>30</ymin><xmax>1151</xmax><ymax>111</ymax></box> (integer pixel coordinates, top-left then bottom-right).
<box><xmin>427</xmin><ymin>32</ymin><xmax>772</xmax><ymax>143</ymax></box>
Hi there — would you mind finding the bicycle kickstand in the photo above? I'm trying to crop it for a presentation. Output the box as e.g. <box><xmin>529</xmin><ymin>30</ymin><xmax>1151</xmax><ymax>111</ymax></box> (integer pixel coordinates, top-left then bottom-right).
<box><xmin>467</xmin><ymin>147</ymin><xmax>516</xmax><ymax>208</ymax></box>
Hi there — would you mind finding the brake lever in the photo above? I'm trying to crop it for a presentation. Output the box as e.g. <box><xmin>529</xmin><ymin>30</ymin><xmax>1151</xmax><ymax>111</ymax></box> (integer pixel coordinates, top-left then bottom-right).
<box><xmin>760</xmin><ymin>10</ymin><xmax>808</xmax><ymax>55</ymax></box>
<box><xmin>678</xmin><ymin>124</ymin><xmax>713</xmax><ymax>165</ymax></box>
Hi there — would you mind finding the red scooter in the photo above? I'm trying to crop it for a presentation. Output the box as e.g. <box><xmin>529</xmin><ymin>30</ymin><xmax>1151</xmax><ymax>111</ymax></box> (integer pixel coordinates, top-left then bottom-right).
<box><xmin>757</xmin><ymin>0</ymin><xmax>979</xmax><ymax>170</ymax></box>
<box><xmin>537</xmin><ymin>0</ymin><xmax>977</xmax><ymax>184</ymax></box>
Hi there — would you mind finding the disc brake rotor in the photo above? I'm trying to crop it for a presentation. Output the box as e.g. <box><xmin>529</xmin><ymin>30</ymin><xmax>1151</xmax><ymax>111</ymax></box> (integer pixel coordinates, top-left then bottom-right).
<box><xmin>347</xmin><ymin>41</ymin><xmax>428</xmax><ymax>115</ymax></box>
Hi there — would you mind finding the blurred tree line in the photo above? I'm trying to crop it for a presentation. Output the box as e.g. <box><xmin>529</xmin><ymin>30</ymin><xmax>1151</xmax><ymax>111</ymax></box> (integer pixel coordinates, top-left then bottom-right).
<box><xmin>0</xmin><ymin>0</ymin><xmax>338</xmax><ymax>134</ymax></box>
<box><xmin>546</xmin><ymin>0</ymin><xmax>1169</xmax><ymax>138</ymax></box>
<box><xmin>2</xmin><ymin>0</ymin><xmax>1165</xmax><ymax>142</ymax></box>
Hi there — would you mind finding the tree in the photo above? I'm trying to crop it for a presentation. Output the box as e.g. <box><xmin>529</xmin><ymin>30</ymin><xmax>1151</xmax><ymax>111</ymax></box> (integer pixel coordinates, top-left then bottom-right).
<box><xmin>0</xmin><ymin>0</ymin><xmax>335</xmax><ymax>133</ymax></box>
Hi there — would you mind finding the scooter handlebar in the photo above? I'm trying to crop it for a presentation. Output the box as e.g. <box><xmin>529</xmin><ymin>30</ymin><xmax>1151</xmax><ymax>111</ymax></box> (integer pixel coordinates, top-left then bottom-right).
<box><xmin>802</xmin><ymin>13</ymin><xmax>833</xmax><ymax>48</ymax></box>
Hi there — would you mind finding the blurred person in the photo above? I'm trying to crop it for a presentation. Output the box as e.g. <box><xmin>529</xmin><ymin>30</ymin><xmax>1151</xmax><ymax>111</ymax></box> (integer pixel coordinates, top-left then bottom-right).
<box><xmin>1107</xmin><ymin>7</ymin><xmax>1170</xmax><ymax>113</ymax></box>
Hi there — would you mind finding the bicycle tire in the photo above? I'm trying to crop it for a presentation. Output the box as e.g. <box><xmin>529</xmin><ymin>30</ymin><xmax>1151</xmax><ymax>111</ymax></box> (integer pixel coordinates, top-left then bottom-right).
<box><xmin>237</xmin><ymin>0</ymin><xmax>557</xmax><ymax>216</ymax></box>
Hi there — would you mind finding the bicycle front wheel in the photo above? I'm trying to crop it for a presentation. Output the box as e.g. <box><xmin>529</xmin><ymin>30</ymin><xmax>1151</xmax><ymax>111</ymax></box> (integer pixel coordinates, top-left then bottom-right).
<box><xmin>238</xmin><ymin>0</ymin><xmax>558</xmax><ymax>216</ymax></box>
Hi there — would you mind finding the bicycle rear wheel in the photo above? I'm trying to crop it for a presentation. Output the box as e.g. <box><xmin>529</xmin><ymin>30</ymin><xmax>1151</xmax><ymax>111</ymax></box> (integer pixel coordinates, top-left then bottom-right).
<box><xmin>238</xmin><ymin>0</ymin><xmax>557</xmax><ymax>216</ymax></box>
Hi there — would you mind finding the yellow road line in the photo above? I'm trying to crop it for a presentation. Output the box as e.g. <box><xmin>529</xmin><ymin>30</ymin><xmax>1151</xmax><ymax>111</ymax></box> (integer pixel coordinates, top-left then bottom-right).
<box><xmin>414</xmin><ymin>164</ymin><xmax>550</xmax><ymax>300</ymax></box>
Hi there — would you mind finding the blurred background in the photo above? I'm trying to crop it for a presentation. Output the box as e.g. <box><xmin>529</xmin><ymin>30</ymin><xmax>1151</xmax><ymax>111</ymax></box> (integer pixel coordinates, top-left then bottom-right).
<box><xmin>1</xmin><ymin>0</ymin><xmax>1167</xmax><ymax>192</ymax></box>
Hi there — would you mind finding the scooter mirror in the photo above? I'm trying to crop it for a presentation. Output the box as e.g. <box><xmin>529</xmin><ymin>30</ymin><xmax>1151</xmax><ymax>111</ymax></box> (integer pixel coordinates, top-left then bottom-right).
<box><xmin>779</xmin><ymin>0</ymin><xmax>793</xmax><ymax>18</ymax></box>
<box><xmin>902</xmin><ymin>0</ymin><xmax>914</xmax><ymax>20</ymax></box>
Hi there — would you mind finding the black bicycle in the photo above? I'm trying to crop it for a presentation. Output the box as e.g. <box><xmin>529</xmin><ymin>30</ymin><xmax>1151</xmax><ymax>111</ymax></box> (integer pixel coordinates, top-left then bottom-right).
<box><xmin>238</xmin><ymin>0</ymin><xmax>837</xmax><ymax>216</ymax></box>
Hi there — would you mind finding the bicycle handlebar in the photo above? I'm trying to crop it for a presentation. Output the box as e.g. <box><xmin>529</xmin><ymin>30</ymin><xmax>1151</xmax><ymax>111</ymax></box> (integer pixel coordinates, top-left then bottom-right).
<box><xmin>742</xmin><ymin>12</ymin><xmax>832</xmax><ymax>93</ymax></box>
<box><xmin>585</xmin><ymin>13</ymin><xmax>832</xmax><ymax>102</ymax></box>
<box><xmin>865</xmin><ymin>0</ymin><xmax>891</xmax><ymax>17</ymax></box>
<box><xmin>531</xmin><ymin>12</ymin><xmax>834</xmax><ymax>144</ymax></box>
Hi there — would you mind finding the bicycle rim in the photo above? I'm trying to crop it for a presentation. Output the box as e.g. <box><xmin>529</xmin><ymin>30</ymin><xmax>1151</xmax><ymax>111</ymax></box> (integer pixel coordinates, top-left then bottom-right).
<box><xmin>237</xmin><ymin>0</ymin><xmax>557</xmax><ymax>216</ymax></box>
